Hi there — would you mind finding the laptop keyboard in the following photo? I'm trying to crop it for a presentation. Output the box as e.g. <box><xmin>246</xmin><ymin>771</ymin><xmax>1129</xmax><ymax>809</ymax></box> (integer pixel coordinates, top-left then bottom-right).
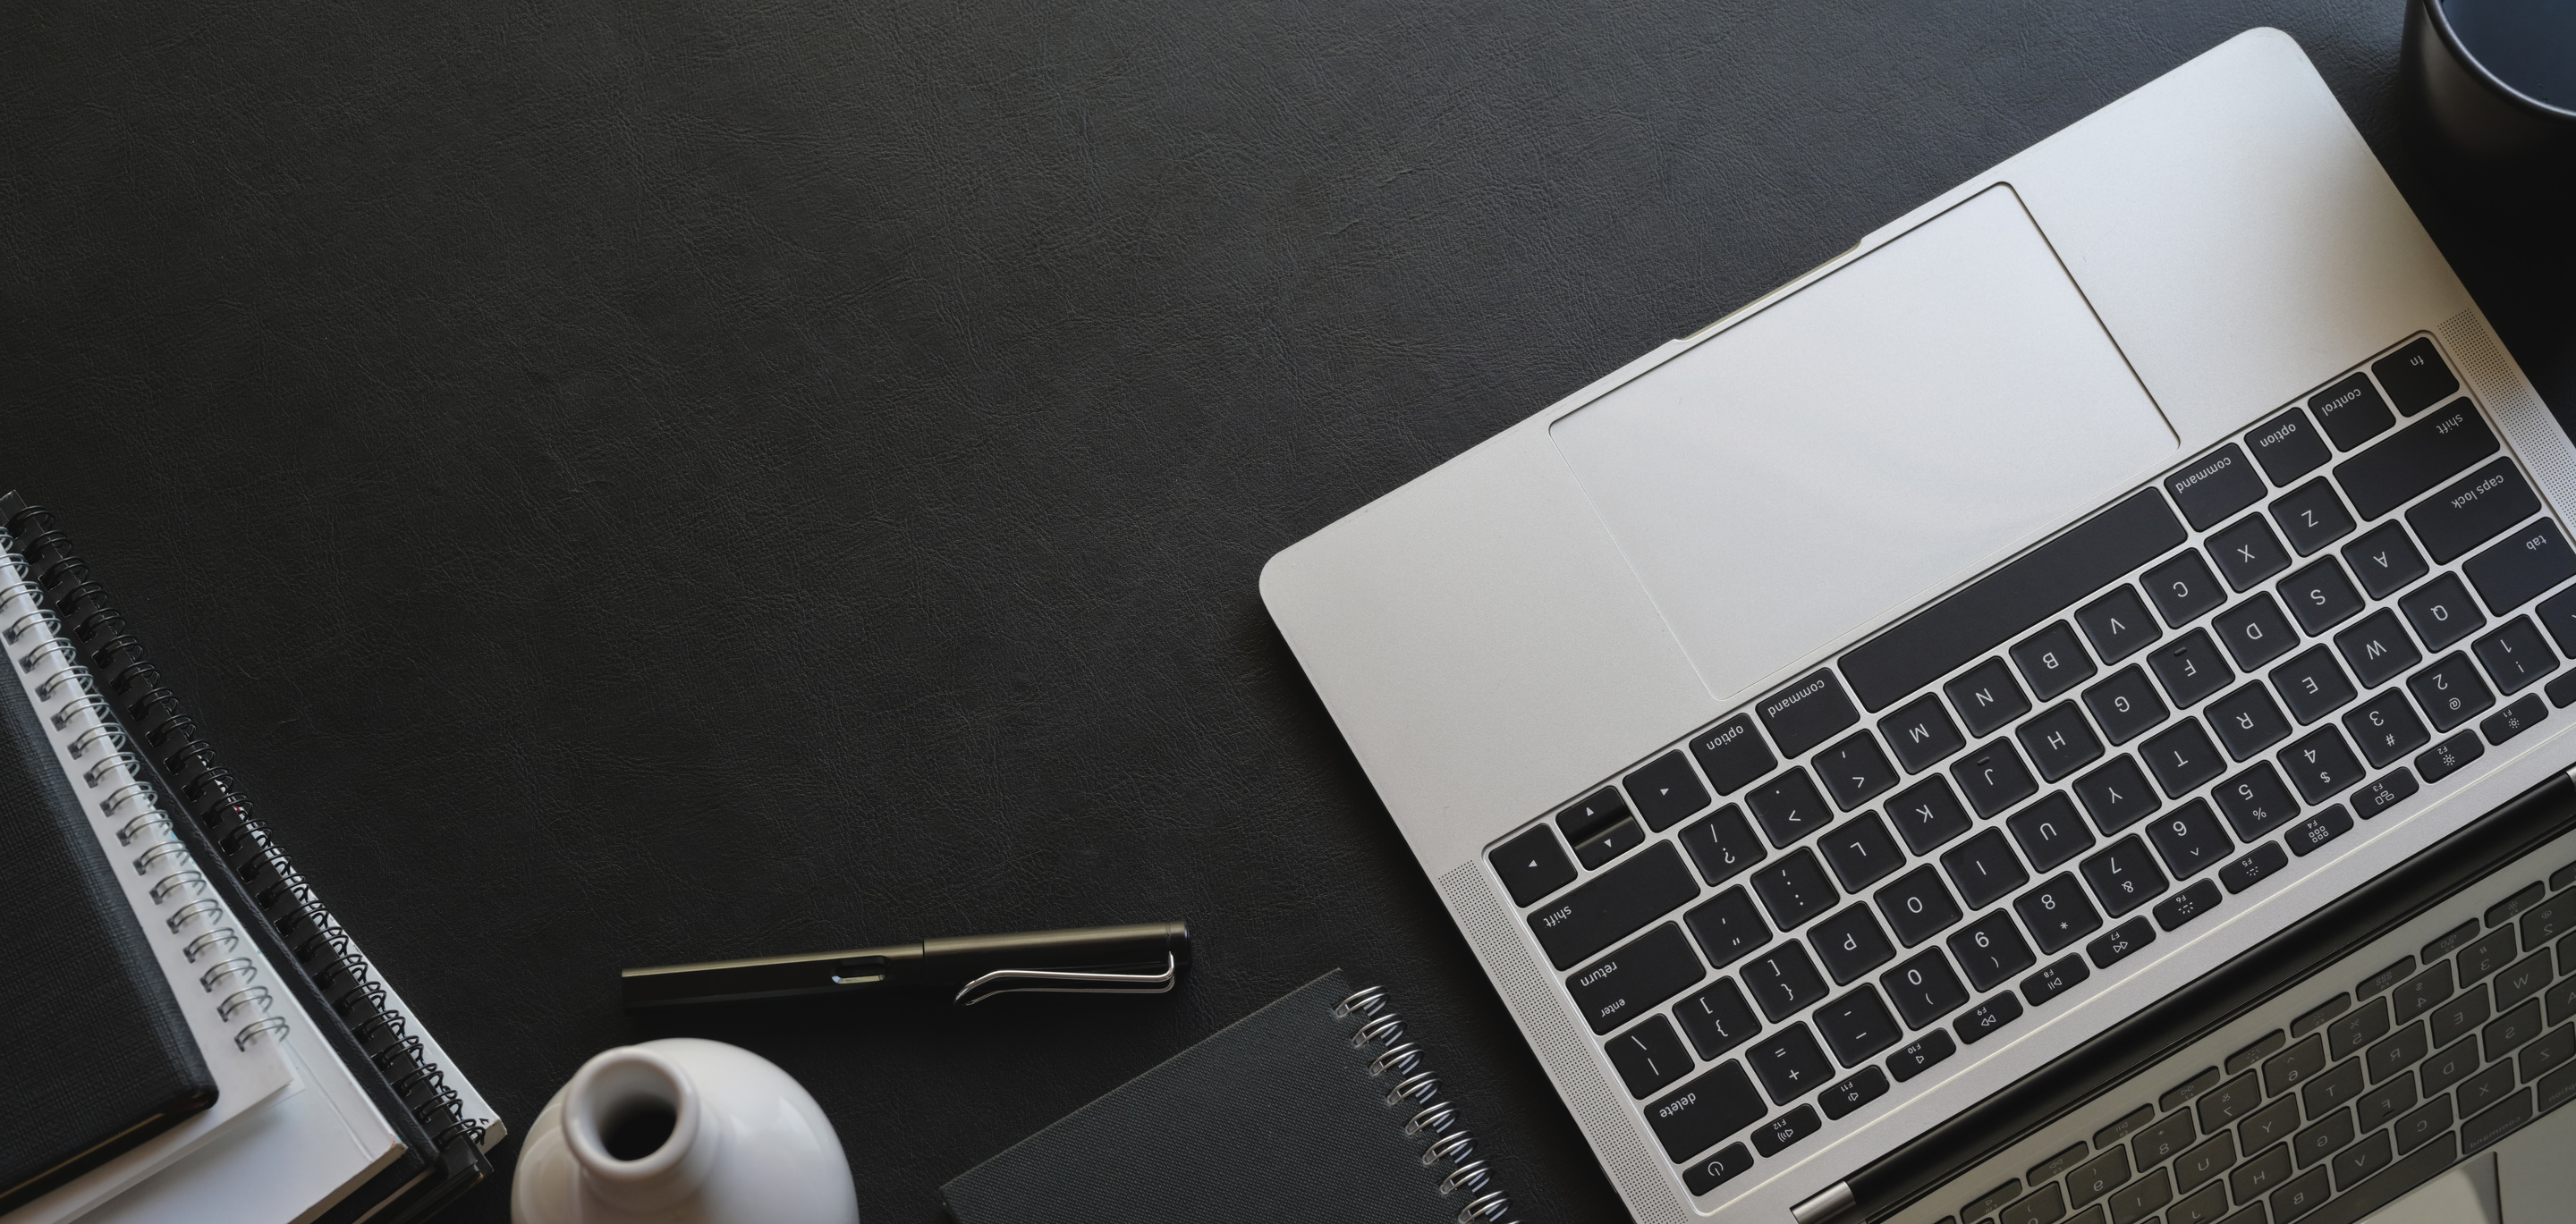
<box><xmin>1939</xmin><ymin>854</ymin><xmax>2576</xmax><ymax>1224</ymax></box>
<box><xmin>1487</xmin><ymin>333</ymin><xmax>2576</xmax><ymax>1196</ymax></box>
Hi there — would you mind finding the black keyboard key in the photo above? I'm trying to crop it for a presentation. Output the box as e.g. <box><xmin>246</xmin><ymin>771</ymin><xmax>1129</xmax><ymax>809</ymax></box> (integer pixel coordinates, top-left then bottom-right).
<box><xmin>1758</xmin><ymin>669</ymin><xmax>1862</xmax><ymax>759</ymax></box>
<box><xmin>2082</xmin><ymin>836</ymin><xmax>2169</xmax><ymax>918</ymax></box>
<box><xmin>2250</xmin><ymin>408</ymin><xmax>2334</xmax><ymax>485</ymax></box>
<box><xmin>1492</xmin><ymin>824</ymin><xmax>1578</xmax><ymax>906</ymax></box>
<box><xmin>2411</xmin><ymin>458</ymin><xmax>2541</xmax><ymax>564</ymax></box>
<box><xmin>1748</xmin><ymin>768</ymin><xmax>1835</xmax><ymax>847</ymax></box>
<box><xmin>1877</xmin><ymin>865</ymin><xmax>1965</xmax><ymax>945</ymax></box>
<box><xmin>1529</xmin><ymin>842</ymin><xmax>1700</xmax><ymax>968</ymax></box>
<box><xmin>2392</xmin><ymin>963</ymin><xmax>2455</xmax><ymax>1026</ymax></box>
<box><xmin>1943</xmin><ymin>827</ymin><xmax>2032</xmax><ymax>909</ymax></box>
<box><xmin>2523</xmin><ymin>1025</ymin><xmax>2576</xmax><ymax>1085</ymax></box>
<box><xmin>2343</xmin><ymin>688</ymin><xmax>2432</xmax><ymax>769</ymax></box>
<box><xmin>1880</xmin><ymin>692</ymin><xmax>1967</xmax><ymax>774</ymax></box>
<box><xmin>2216</xmin><ymin>595</ymin><xmax>2300</xmax><ymax>671</ymax></box>
<box><xmin>2264</xmin><ymin>1033</ymin><xmax>2332</xmax><ymax>1096</ymax></box>
<box><xmin>2074</xmin><ymin>755</ymin><xmax>2161</xmax><ymax>834</ymax></box>
<box><xmin>1750</xmin><ymin>848</ymin><xmax>1838</xmax><ymax>930</ymax></box>
<box><xmin>1679</xmin><ymin>805</ymin><xmax>1767</xmax><ymax>887</ymax></box>
<box><xmin>2459</xmin><ymin>924</ymin><xmax>2517</xmax><ymax>983</ymax></box>
<box><xmin>2474</xmin><ymin>616</ymin><xmax>2557</xmax><ymax>695</ymax></box>
<box><xmin>2013</xmin><ymin>620</ymin><xmax>2100</xmax><ymax>702</ymax></box>
<box><xmin>2078</xmin><ymin>585</ymin><xmax>2164</xmax><ymax>663</ymax></box>
<box><xmin>1887</xmin><ymin>775</ymin><xmax>1976</xmax><ymax>853</ymax></box>
<box><xmin>1945</xmin><ymin>657</ymin><xmax>2033</xmax><ymax>739</ymax></box>
<box><xmin>2155</xmin><ymin>878</ymin><xmax>2224</xmax><ymax>931</ymax></box>
<box><xmin>2106</xmin><ymin>1168</ymin><xmax>2174</xmax><ymax>1224</ymax></box>
<box><xmin>2021</xmin><ymin>953</ymin><xmax>2088</xmax><ymax>1007</ymax></box>
<box><xmin>2540</xmin><ymin>587</ymin><xmax>2576</xmax><ymax>657</ymax></box>
<box><xmin>1886</xmin><ymin>1030</ymin><xmax>1955</xmax><ymax>1082</ymax></box>
<box><xmin>1674</xmin><ymin>977</ymin><xmax>1763</xmax><ymax>1059</ymax></box>
<box><xmin>2287</xmin><ymin>805</ymin><xmax>2355</xmax><ymax>857</ymax></box>
<box><xmin>2280</xmin><ymin>558</ymin><xmax>2366</xmax><ymax>633</ymax></box>
<box><xmin>1955</xmin><ymin>992</ymin><xmax>2025</xmax><ymax>1045</ymax></box>
<box><xmin>2312</xmin><ymin>371</ymin><xmax>2397</xmax><ymax>448</ymax></box>
<box><xmin>1883</xmin><ymin>947</ymin><xmax>1971</xmax><ymax>1027</ymax></box>
<box><xmin>2146</xmin><ymin>798</ymin><xmax>2233</xmax><ymax>879</ymax></box>
<box><xmin>2394</xmin><ymin>1096</ymin><xmax>2454</xmax><ymax>1157</ymax></box>
<box><xmin>2273</xmin><ymin>479</ymin><xmax>2359</xmax><ymax>556</ymax></box>
<box><xmin>1818</xmin><ymin>812</ymin><xmax>1904</xmax><ymax>892</ymax></box>
<box><xmin>1750</xmin><ymin>1104</ymin><xmax>1823</xmax><ymax>1156</ymax></box>
<box><xmin>1570</xmin><ymin>923</ymin><xmax>1706</xmax><ymax>1034</ymax></box>
<box><xmin>1562</xmin><ymin>788</ymin><xmax>1646</xmax><ymax>868</ymax></box>
<box><xmin>2282</xmin><ymin>726</ymin><xmax>2367</xmax><ymax>803</ymax></box>
<box><xmin>2351</xmin><ymin>769</ymin><xmax>2420</xmax><ymax>818</ymax></box>
<box><xmin>1816</xmin><ymin>731</ymin><xmax>1902</xmax><ymax>813</ymax></box>
<box><xmin>1648</xmin><ymin>1061</ymin><xmax>1767</xmax><ymax>1161</ymax></box>
<box><xmin>2329</xmin><ymin>996</ymin><xmax>2393</xmax><ymax>1060</ymax></box>
<box><xmin>1843</xmin><ymin>490</ymin><xmax>2185</xmax><ymax>711</ymax></box>
<box><xmin>2361</xmin><ymin>1022</ymin><xmax>2428</xmax><ymax>1087</ymax></box>
<box><xmin>2007</xmin><ymin>791</ymin><xmax>2094</xmax><ymax>872</ymax></box>
<box><xmin>2484</xmin><ymin>694</ymin><xmax>2547</xmax><ymax>746</ymax></box>
<box><xmin>2402</xmin><ymin>572</ymin><xmax>2487</xmax><ymax>651</ymax></box>
<box><xmin>2152</xmin><ymin>633</ymin><xmax>2237</xmax><ymax>713</ymax></box>
<box><xmin>2335</xmin><ymin>398</ymin><xmax>2498</xmax><ymax>520</ymax></box>
<box><xmin>2293</xmin><ymin>1108</ymin><xmax>2355</xmax><ymax>1169</ymax></box>
<box><xmin>2084</xmin><ymin>666</ymin><xmax>2170</xmax><ymax>745</ymax></box>
<box><xmin>2551</xmin><ymin>671</ymin><xmax>2576</xmax><ymax>707</ymax></box>
<box><xmin>2089</xmin><ymin>915</ymin><xmax>2157</xmax><ymax>967</ymax></box>
<box><xmin>2358</xmin><ymin>1059</ymin><xmax>2418</xmax><ymax>1121</ymax></box>
<box><xmin>2410</xmin><ymin>652</ymin><xmax>2496</xmax><ymax>731</ymax></box>
<box><xmin>1747</xmin><ymin>1022</ymin><xmax>1834</xmax><ymax>1102</ymax></box>
<box><xmin>2335</xmin><ymin>608</ymin><xmax>2422</xmax><ymax>688</ymax></box>
<box><xmin>2141</xmin><ymin>718</ymin><xmax>2227</xmax><ymax>798</ymax></box>
<box><xmin>2220</xmin><ymin>841</ymin><xmax>2290</xmax><ymax>893</ymax></box>
<box><xmin>2462</xmin><ymin>1087</ymin><xmax>2536</xmax><ymax>1159</ymax></box>
<box><xmin>2272</xmin><ymin>646</ymin><xmax>2360</xmax><ymax>724</ymax></box>
<box><xmin>1626</xmin><ymin>749</ymin><xmax>1714</xmax><ymax>831</ymax></box>
<box><xmin>2144</xmin><ymin>549</ymin><xmax>2228</xmax><ymax>627</ymax></box>
<box><xmin>2016</xmin><ymin>873</ymin><xmax>2105</xmax><ymax>953</ymax></box>
<box><xmin>2211</xmin><ymin>514</ymin><xmax>2295</xmax><ymax>591</ymax></box>
<box><xmin>2416</xmin><ymin>729</ymin><xmax>2486</xmax><ymax>782</ymax></box>
<box><xmin>2173</xmin><ymin>1135</ymin><xmax>2238</xmax><ymax>1199</ymax></box>
<box><xmin>2458</xmin><ymin>1061</ymin><xmax>2521</xmax><ymax>1119</ymax></box>
<box><xmin>2198</xmin><ymin>1070</ymin><xmax>2266</xmax><ymax>1132</ymax></box>
<box><xmin>2019</xmin><ymin>701</ymin><xmax>2106</xmax><ymax>781</ymax></box>
<box><xmin>2375</xmin><ymin>339</ymin><xmax>2460</xmax><ymax>415</ymax></box>
<box><xmin>1742</xmin><ymin>942</ymin><xmax>1831</xmax><ymax>1023</ymax></box>
<box><xmin>1682</xmin><ymin>1143</ymin><xmax>1756</xmax><ymax>1196</ymax></box>
<box><xmin>2209</xmin><ymin>681</ymin><xmax>2293</xmax><ymax>759</ymax></box>
<box><xmin>2485</xmin><ymin>998</ymin><xmax>2546</xmax><ymax>1060</ymax></box>
<box><xmin>1607</xmin><ymin>1014</ymin><xmax>1696</xmax><ymax>1097</ymax></box>
<box><xmin>1690</xmin><ymin>714</ymin><xmax>1776</xmax><ymax>796</ymax></box>
<box><xmin>1951</xmin><ymin>908</ymin><xmax>2039</xmax><ymax>991</ymax></box>
<box><xmin>1813</xmin><ymin>986</ymin><xmax>1903</xmax><ymax>1067</ymax></box>
<box><xmin>1809</xmin><ymin>904</ymin><xmax>1895</xmax><ymax>984</ymax></box>
<box><xmin>2421</xmin><ymin>1034</ymin><xmax>2480</xmax><ymax>1095</ymax></box>
<box><xmin>1953</xmin><ymin>741</ymin><xmax>2041</xmax><ymax>818</ymax></box>
<box><xmin>2169</xmin><ymin>443</ymin><xmax>2268</xmax><ymax>529</ymax></box>
<box><xmin>2344</xmin><ymin>520</ymin><xmax>2430</xmax><ymax>599</ymax></box>
<box><xmin>2521</xmin><ymin>894</ymin><xmax>2576</xmax><ymax>947</ymax></box>
<box><xmin>2214</xmin><ymin>762</ymin><xmax>2303</xmax><ymax>840</ymax></box>
<box><xmin>1818</xmin><ymin>1066</ymin><xmax>1890</xmax><ymax>1119</ymax></box>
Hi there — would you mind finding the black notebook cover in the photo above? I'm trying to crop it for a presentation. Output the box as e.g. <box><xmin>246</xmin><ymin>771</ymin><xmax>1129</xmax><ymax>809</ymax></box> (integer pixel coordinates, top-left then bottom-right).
<box><xmin>943</xmin><ymin>969</ymin><xmax>1506</xmax><ymax>1224</ymax></box>
<box><xmin>0</xmin><ymin>613</ymin><xmax>216</xmax><ymax>1211</ymax></box>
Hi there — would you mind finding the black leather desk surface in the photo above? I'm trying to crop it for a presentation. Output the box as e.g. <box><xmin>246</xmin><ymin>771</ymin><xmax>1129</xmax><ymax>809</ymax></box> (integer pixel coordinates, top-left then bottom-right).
<box><xmin>1</xmin><ymin>1</ymin><xmax>2565</xmax><ymax>1220</ymax></box>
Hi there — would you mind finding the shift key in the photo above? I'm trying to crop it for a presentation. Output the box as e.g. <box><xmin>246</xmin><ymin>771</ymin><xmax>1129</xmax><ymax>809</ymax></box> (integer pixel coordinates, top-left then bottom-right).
<box><xmin>2335</xmin><ymin>400</ymin><xmax>2496</xmax><ymax>521</ymax></box>
<box><xmin>1530</xmin><ymin>841</ymin><xmax>1701</xmax><ymax>968</ymax></box>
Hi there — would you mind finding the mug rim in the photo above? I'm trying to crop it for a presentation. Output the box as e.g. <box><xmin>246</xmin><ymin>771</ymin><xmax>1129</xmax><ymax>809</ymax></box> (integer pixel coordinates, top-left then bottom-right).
<box><xmin>2420</xmin><ymin>0</ymin><xmax>2576</xmax><ymax>123</ymax></box>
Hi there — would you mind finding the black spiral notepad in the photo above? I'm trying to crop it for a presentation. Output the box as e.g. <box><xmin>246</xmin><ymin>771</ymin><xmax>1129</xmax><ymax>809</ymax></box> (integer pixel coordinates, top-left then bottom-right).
<box><xmin>942</xmin><ymin>969</ymin><xmax>1518</xmax><ymax>1224</ymax></box>
<box><xmin>0</xmin><ymin>495</ymin><xmax>500</xmax><ymax>1222</ymax></box>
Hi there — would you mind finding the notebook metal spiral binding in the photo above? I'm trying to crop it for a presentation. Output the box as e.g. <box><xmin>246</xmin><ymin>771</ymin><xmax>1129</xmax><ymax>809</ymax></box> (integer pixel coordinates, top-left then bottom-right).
<box><xmin>0</xmin><ymin>503</ymin><xmax>491</xmax><ymax>1156</ymax></box>
<box><xmin>0</xmin><ymin>535</ymin><xmax>287</xmax><ymax>1054</ymax></box>
<box><xmin>1337</xmin><ymin>985</ymin><xmax>1519</xmax><ymax>1224</ymax></box>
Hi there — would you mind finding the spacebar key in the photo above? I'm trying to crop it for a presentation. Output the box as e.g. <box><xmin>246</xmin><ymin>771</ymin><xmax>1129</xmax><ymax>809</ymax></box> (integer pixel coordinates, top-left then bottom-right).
<box><xmin>1528</xmin><ymin>842</ymin><xmax>1700</xmax><ymax>969</ymax></box>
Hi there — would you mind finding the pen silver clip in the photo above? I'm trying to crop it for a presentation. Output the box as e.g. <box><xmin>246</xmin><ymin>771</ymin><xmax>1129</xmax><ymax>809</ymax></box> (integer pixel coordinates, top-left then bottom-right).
<box><xmin>953</xmin><ymin>952</ymin><xmax>1179</xmax><ymax>1006</ymax></box>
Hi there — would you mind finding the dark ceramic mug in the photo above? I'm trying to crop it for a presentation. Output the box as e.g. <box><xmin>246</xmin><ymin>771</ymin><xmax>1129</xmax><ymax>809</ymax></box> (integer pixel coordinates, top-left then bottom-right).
<box><xmin>2402</xmin><ymin>0</ymin><xmax>2576</xmax><ymax>199</ymax></box>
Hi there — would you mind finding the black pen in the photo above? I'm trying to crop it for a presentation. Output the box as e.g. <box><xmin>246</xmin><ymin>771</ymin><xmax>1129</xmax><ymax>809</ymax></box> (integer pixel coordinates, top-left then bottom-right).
<box><xmin>620</xmin><ymin>920</ymin><xmax>1191</xmax><ymax>1009</ymax></box>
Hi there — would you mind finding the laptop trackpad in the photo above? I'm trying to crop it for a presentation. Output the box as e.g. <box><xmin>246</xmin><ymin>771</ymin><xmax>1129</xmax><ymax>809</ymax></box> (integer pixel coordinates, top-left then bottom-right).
<box><xmin>1551</xmin><ymin>185</ymin><xmax>2177</xmax><ymax>707</ymax></box>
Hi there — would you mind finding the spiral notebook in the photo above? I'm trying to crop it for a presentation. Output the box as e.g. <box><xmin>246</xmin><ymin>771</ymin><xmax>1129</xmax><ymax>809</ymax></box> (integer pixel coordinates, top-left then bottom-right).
<box><xmin>0</xmin><ymin>570</ymin><xmax>295</xmax><ymax>1220</ymax></box>
<box><xmin>942</xmin><ymin>969</ymin><xmax>1519</xmax><ymax>1224</ymax></box>
<box><xmin>0</xmin><ymin>496</ymin><xmax>504</xmax><ymax>1224</ymax></box>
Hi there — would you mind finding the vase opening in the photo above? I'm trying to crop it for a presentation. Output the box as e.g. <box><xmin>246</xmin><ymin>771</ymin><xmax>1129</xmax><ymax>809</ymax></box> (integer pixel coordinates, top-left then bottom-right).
<box><xmin>601</xmin><ymin>1101</ymin><xmax>678</xmax><ymax>1161</ymax></box>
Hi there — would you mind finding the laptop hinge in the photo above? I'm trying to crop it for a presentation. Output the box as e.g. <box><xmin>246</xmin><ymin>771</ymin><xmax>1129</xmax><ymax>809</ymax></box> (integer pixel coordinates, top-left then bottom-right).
<box><xmin>1792</xmin><ymin>1182</ymin><xmax>1857</xmax><ymax>1224</ymax></box>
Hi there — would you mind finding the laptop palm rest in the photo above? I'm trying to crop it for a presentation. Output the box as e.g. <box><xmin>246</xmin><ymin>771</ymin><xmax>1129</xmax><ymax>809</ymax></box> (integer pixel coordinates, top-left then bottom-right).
<box><xmin>1550</xmin><ymin>184</ymin><xmax>2179</xmax><ymax>707</ymax></box>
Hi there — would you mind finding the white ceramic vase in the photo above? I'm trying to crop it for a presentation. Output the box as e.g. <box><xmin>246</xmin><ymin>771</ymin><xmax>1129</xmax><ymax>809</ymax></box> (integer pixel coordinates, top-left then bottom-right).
<box><xmin>512</xmin><ymin>1038</ymin><xmax>860</xmax><ymax>1224</ymax></box>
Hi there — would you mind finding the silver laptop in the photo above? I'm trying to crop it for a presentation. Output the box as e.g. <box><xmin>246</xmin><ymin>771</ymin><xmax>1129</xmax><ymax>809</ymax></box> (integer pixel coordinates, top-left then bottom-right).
<box><xmin>1260</xmin><ymin>28</ymin><xmax>2576</xmax><ymax>1224</ymax></box>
